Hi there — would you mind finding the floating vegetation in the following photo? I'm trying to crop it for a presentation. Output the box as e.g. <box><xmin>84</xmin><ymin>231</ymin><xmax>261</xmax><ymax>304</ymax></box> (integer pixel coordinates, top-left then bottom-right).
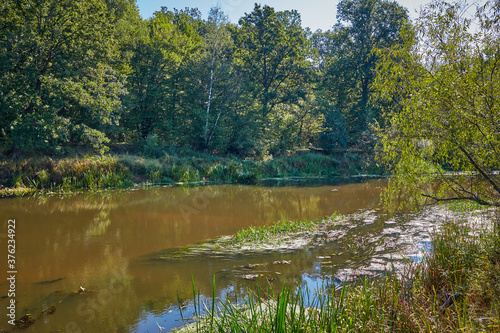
<box><xmin>140</xmin><ymin>213</ymin><xmax>346</xmax><ymax>262</ymax></box>
<box><xmin>233</xmin><ymin>220</ymin><xmax>316</xmax><ymax>244</ymax></box>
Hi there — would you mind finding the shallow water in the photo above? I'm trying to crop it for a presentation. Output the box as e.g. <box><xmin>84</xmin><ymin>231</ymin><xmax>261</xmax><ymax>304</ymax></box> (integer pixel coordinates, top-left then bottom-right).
<box><xmin>0</xmin><ymin>179</ymin><xmax>449</xmax><ymax>332</ymax></box>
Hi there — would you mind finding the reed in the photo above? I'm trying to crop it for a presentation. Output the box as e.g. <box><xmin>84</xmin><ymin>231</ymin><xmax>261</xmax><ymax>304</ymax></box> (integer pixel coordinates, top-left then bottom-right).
<box><xmin>0</xmin><ymin>152</ymin><xmax>345</xmax><ymax>196</ymax></box>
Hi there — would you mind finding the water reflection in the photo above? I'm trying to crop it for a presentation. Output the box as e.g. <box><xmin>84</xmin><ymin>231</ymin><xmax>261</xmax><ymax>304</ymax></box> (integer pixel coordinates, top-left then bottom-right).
<box><xmin>127</xmin><ymin>206</ymin><xmax>449</xmax><ymax>332</ymax></box>
<box><xmin>0</xmin><ymin>179</ymin><xmax>448</xmax><ymax>332</ymax></box>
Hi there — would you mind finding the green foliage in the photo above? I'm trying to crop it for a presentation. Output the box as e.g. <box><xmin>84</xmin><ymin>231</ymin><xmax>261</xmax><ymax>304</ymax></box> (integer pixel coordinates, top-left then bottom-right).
<box><xmin>192</xmin><ymin>6</ymin><xmax>236</xmax><ymax>150</ymax></box>
<box><xmin>318</xmin><ymin>107</ymin><xmax>349</xmax><ymax>153</ymax></box>
<box><xmin>71</xmin><ymin>124</ymin><xmax>111</xmax><ymax>155</ymax></box>
<box><xmin>0</xmin><ymin>0</ymin><xmax>410</xmax><ymax>163</ymax></box>
<box><xmin>0</xmin><ymin>0</ymin><xmax>124</xmax><ymax>154</ymax></box>
<box><xmin>233</xmin><ymin>219</ymin><xmax>316</xmax><ymax>243</ymax></box>
<box><xmin>317</xmin><ymin>0</ymin><xmax>408</xmax><ymax>144</ymax></box>
<box><xmin>142</xmin><ymin>133</ymin><xmax>164</xmax><ymax>158</ymax></box>
<box><xmin>205</xmin><ymin>163</ymin><xmax>254</xmax><ymax>183</ymax></box>
<box><xmin>122</xmin><ymin>7</ymin><xmax>203</xmax><ymax>143</ymax></box>
<box><xmin>375</xmin><ymin>0</ymin><xmax>500</xmax><ymax>207</ymax></box>
<box><xmin>233</xmin><ymin>4</ymin><xmax>310</xmax><ymax>118</ymax></box>
<box><xmin>229</xmin><ymin>4</ymin><xmax>317</xmax><ymax>154</ymax></box>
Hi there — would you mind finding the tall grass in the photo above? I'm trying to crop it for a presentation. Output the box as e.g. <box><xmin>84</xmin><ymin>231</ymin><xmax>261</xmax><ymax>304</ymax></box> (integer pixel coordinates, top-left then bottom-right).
<box><xmin>0</xmin><ymin>153</ymin><xmax>345</xmax><ymax>196</ymax></box>
<box><xmin>178</xmin><ymin>208</ymin><xmax>500</xmax><ymax>332</ymax></box>
<box><xmin>0</xmin><ymin>156</ymin><xmax>134</xmax><ymax>195</ymax></box>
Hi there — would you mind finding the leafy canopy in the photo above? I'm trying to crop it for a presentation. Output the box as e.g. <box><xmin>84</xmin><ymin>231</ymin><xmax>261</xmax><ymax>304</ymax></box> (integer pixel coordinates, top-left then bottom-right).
<box><xmin>0</xmin><ymin>0</ymin><xmax>124</xmax><ymax>154</ymax></box>
<box><xmin>233</xmin><ymin>4</ymin><xmax>309</xmax><ymax>118</ymax></box>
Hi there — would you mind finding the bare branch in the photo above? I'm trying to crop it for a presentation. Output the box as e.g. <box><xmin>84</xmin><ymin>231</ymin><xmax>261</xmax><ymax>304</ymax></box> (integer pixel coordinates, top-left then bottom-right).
<box><xmin>421</xmin><ymin>194</ymin><xmax>495</xmax><ymax>206</ymax></box>
<box><xmin>457</xmin><ymin>145</ymin><xmax>500</xmax><ymax>196</ymax></box>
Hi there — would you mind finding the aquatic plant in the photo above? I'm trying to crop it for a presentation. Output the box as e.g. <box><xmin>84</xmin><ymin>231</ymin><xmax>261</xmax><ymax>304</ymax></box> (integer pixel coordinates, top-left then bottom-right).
<box><xmin>233</xmin><ymin>220</ymin><xmax>316</xmax><ymax>244</ymax></box>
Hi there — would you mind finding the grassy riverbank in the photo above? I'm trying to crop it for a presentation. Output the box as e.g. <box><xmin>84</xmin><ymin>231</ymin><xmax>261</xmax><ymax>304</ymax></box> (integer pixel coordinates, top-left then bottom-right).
<box><xmin>0</xmin><ymin>152</ymin><xmax>379</xmax><ymax>197</ymax></box>
<box><xmin>179</xmin><ymin>204</ymin><xmax>500</xmax><ymax>332</ymax></box>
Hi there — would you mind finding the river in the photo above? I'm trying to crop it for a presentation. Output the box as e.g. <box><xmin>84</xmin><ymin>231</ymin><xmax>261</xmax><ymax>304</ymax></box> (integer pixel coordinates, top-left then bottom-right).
<box><xmin>0</xmin><ymin>179</ymin><xmax>448</xmax><ymax>332</ymax></box>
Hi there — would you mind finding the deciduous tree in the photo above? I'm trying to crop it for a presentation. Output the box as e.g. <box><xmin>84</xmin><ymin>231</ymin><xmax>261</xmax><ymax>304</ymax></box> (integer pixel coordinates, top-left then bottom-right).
<box><xmin>233</xmin><ymin>4</ymin><xmax>309</xmax><ymax>119</ymax></box>
<box><xmin>375</xmin><ymin>0</ymin><xmax>500</xmax><ymax>207</ymax></box>
<box><xmin>0</xmin><ymin>0</ymin><xmax>124</xmax><ymax>154</ymax></box>
<box><xmin>320</xmin><ymin>0</ymin><xmax>408</xmax><ymax>144</ymax></box>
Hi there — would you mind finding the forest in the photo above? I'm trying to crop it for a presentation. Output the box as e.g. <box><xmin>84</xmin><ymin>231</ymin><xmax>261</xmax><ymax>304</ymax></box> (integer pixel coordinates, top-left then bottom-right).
<box><xmin>2</xmin><ymin>0</ymin><xmax>500</xmax><ymax>207</ymax></box>
<box><xmin>0</xmin><ymin>0</ymin><xmax>409</xmax><ymax>159</ymax></box>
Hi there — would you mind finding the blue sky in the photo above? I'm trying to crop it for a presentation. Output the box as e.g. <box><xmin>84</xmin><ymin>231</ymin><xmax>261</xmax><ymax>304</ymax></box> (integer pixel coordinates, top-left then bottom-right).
<box><xmin>135</xmin><ymin>0</ymin><xmax>432</xmax><ymax>31</ymax></box>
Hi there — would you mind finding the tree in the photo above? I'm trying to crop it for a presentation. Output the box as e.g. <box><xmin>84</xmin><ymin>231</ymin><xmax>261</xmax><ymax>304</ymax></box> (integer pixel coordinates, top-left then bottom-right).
<box><xmin>122</xmin><ymin>36</ymin><xmax>166</xmax><ymax>141</ymax></box>
<box><xmin>319</xmin><ymin>0</ymin><xmax>408</xmax><ymax>143</ymax></box>
<box><xmin>232</xmin><ymin>4</ymin><xmax>310</xmax><ymax>119</ymax></box>
<box><xmin>104</xmin><ymin>0</ymin><xmax>146</xmax><ymax>142</ymax></box>
<box><xmin>375</xmin><ymin>0</ymin><xmax>500</xmax><ymax>207</ymax></box>
<box><xmin>202</xmin><ymin>7</ymin><xmax>236</xmax><ymax>149</ymax></box>
<box><xmin>315</xmin><ymin>27</ymin><xmax>357</xmax><ymax>150</ymax></box>
<box><xmin>122</xmin><ymin>7</ymin><xmax>202</xmax><ymax>144</ymax></box>
<box><xmin>230</xmin><ymin>4</ymin><xmax>313</xmax><ymax>154</ymax></box>
<box><xmin>0</xmin><ymin>0</ymin><xmax>124</xmax><ymax>154</ymax></box>
<box><xmin>187</xmin><ymin>6</ymin><xmax>236</xmax><ymax>150</ymax></box>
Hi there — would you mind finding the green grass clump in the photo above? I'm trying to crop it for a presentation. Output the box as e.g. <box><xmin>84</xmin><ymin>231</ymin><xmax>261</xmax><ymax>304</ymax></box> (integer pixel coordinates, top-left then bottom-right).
<box><xmin>447</xmin><ymin>200</ymin><xmax>485</xmax><ymax>213</ymax></box>
<box><xmin>0</xmin><ymin>187</ymin><xmax>37</xmax><ymax>197</ymax></box>
<box><xmin>233</xmin><ymin>220</ymin><xmax>316</xmax><ymax>244</ymax></box>
<box><xmin>251</xmin><ymin>153</ymin><xmax>340</xmax><ymax>178</ymax></box>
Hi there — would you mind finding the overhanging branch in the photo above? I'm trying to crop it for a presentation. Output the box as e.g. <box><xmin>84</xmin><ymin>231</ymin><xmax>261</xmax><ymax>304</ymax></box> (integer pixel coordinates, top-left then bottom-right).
<box><xmin>421</xmin><ymin>194</ymin><xmax>496</xmax><ymax>206</ymax></box>
<box><xmin>458</xmin><ymin>145</ymin><xmax>500</xmax><ymax>196</ymax></box>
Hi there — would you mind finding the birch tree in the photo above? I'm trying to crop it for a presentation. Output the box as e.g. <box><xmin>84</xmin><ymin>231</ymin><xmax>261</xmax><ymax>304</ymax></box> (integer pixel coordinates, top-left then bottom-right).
<box><xmin>200</xmin><ymin>7</ymin><xmax>234</xmax><ymax>148</ymax></box>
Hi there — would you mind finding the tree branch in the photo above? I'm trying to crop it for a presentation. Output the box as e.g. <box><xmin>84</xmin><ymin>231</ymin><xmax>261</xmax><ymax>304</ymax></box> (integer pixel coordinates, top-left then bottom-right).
<box><xmin>421</xmin><ymin>194</ymin><xmax>495</xmax><ymax>206</ymax></box>
<box><xmin>457</xmin><ymin>145</ymin><xmax>500</xmax><ymax>196</ymax></box>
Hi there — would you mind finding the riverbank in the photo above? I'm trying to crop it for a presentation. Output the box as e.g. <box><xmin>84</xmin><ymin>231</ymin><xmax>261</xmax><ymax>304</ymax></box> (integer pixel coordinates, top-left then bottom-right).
<box><xmin>177</xmin><ymin>203</ymin><xmax>500</xmax><ymax>332</ymax></box>
<box><xmin>0</xmin><ymin>152</ymin><xmax>379</xmax><ymax>197</ymax></box>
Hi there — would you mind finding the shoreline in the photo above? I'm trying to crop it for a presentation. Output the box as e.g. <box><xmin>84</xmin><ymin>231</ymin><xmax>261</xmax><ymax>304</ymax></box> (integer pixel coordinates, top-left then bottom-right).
<box><xmin>0</xmin><ymin>152</ymin><xmax>381</xmax><ymax>198</ymax></box>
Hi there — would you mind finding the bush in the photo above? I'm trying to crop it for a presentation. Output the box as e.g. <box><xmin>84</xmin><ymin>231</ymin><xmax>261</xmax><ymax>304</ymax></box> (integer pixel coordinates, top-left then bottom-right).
<box><xmin>143</xmin><ymin>133</ymin><xmax>165</xmax><ymax>158</ymax></box>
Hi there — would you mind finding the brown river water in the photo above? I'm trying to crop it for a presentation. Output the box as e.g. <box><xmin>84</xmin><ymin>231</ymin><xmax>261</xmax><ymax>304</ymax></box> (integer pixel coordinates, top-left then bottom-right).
<box><xmin>0</xmin><ymin>179</ymin><xmax>451</xmax><ymax>332</ymax></box>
